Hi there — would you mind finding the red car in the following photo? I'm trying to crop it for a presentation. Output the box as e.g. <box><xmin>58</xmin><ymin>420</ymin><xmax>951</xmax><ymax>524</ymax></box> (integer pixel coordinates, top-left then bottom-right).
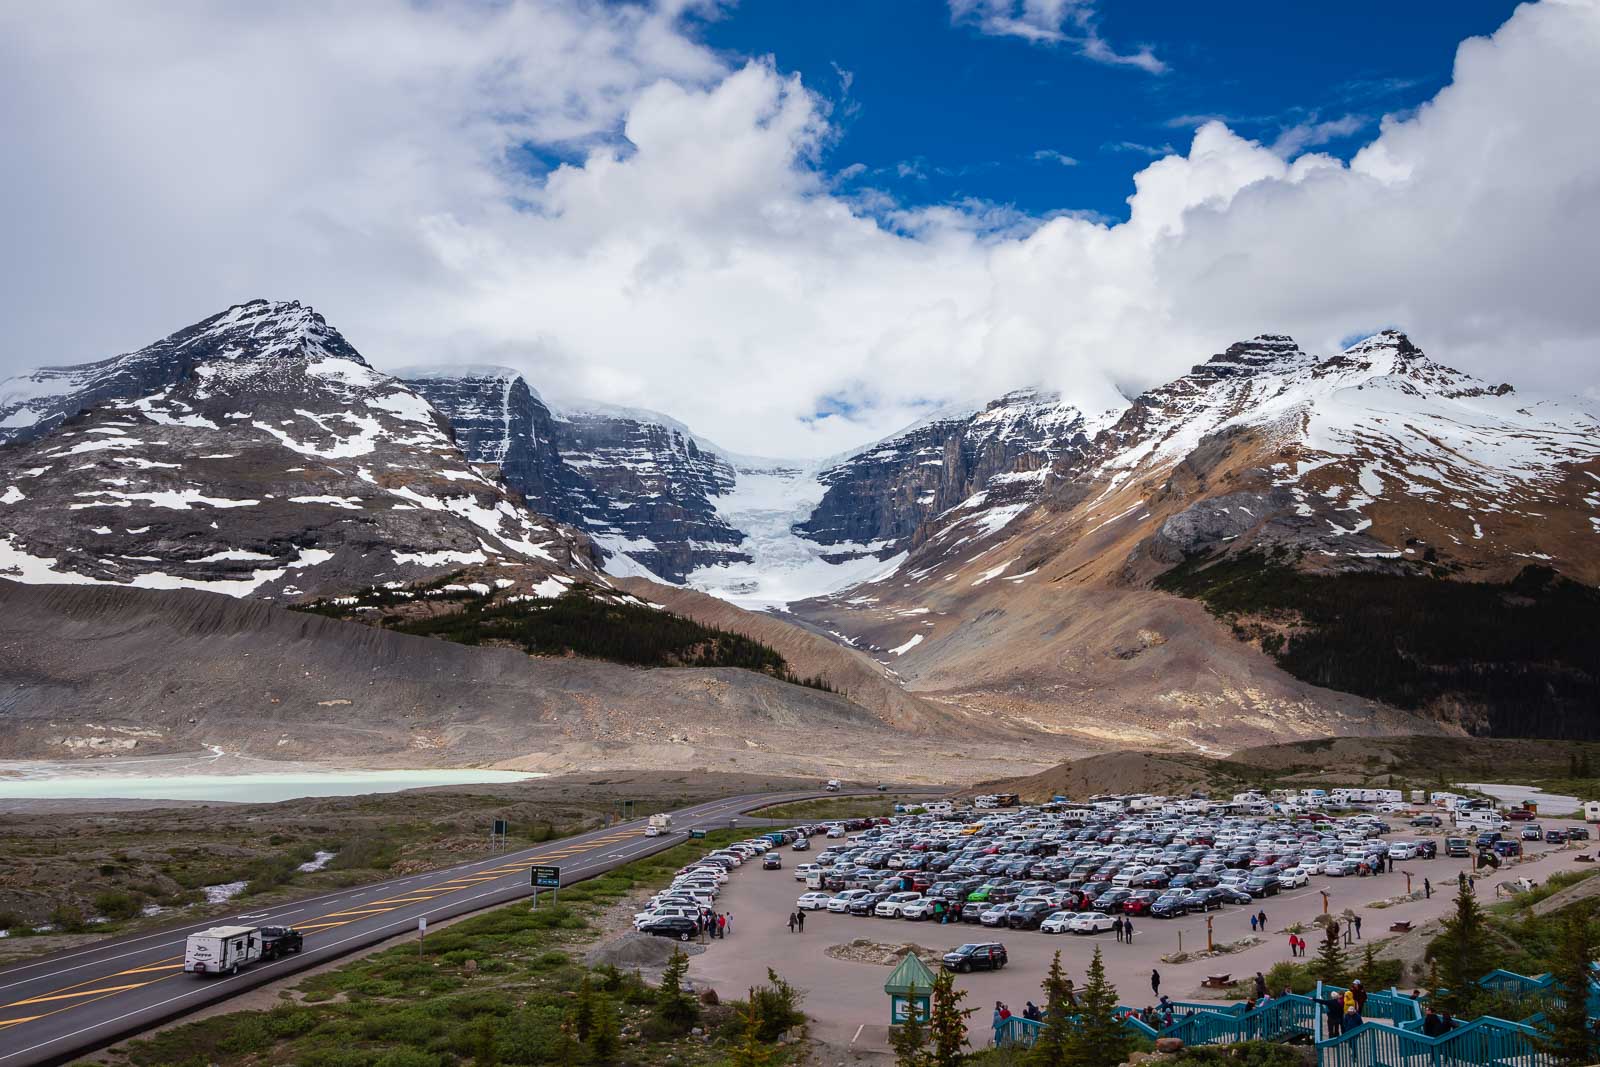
<box><xmin>1508</xmin><ymin>809</ymin><xmax>1535</xmax><ymax>821</ymax></box>
<box><xmin>1122</xmin><ymin>890</ymin><xmax>1162</xmax><ymax>916</ymax></box>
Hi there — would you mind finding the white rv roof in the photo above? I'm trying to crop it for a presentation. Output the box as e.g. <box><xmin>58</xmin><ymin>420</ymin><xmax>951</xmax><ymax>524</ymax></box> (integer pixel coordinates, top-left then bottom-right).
<box><xmin>196</xmin><ymin>925</ymin><xmax>257</xmax><ymax>938</ymax></box>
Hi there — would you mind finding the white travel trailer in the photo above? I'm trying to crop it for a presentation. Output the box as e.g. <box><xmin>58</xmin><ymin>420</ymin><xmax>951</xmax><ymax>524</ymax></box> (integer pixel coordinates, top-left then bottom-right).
<box><xmin>184</xmin><ymin>926</ymin><xmax>262</xmax><ymax>976</ymax></box>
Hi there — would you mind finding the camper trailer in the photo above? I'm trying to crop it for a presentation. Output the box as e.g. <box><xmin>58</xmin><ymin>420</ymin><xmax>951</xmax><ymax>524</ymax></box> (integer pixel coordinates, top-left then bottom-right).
<box><xmin>184</xmin><ymin>926</ymin><xmax>262</xmax><ymax>976</ymax></box>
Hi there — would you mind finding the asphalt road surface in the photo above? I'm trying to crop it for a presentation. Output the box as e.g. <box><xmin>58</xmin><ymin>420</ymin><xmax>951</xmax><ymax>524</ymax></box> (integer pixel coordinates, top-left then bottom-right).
<box><xmin>0</xmin><ymin>787</ymin><xmax>922</xmax><ymax>1066</ymax></box>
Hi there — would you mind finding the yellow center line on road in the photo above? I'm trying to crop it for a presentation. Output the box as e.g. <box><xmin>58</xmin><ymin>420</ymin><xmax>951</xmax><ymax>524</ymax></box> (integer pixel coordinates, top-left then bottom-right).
<box><xmin>116</xmin><ymin>963</ymin><xmax>184</xmax><ymax>976</ymax></box>
<box><xmin>10</xmin><ymin>982</ymin><xmax>152</xmax><ymax>1007</ymax></box>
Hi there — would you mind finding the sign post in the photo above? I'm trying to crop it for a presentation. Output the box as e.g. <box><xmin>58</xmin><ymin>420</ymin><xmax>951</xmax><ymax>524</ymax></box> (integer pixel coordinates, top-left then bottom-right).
<box><xmin>418</xmin><ymin>916</ymin><xmax>427</xmax><ymax>956</ymax></box>
<box><xmin>532</xmin><ymin>864</ymin><xmax>561</xmax><ymax>906</ymax></box>
<box><xmin>491</xmin><ymin>819</ymin><xmax>509</xmax><ymax>850</ymax></box>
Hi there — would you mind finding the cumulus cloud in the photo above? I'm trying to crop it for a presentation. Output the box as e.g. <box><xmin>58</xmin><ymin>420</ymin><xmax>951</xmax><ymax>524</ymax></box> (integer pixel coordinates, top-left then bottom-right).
<box><xmin>1</xmin><ymin>0</ymin><xmax>1597</xmax><ymax>459</ymax></box>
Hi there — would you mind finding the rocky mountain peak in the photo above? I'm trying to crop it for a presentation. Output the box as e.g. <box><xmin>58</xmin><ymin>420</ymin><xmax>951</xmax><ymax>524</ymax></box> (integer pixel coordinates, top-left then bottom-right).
<box><xmin>1193</xmin><ymin>334</ymin><xmax>1313</xmax><ymax>378</ymax></box>
<box><xmin>1</xmin><ymin>299</ymin><xmax>364</xmax><ymax>446</ymax></box>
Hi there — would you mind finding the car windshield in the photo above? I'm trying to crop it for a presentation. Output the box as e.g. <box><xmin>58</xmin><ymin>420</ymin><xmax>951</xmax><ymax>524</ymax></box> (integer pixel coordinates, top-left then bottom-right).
<box><xmin>956</xmin><ymin>944</ymin><xmax>980</xmax><ymax>953</ymax></box>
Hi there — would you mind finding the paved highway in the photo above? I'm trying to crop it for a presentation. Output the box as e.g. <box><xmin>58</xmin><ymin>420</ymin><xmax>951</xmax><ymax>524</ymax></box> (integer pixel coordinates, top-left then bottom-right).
<box><xmin>0</xmin><ymin>787</ymin><xmax>929</xmax><ymax>1066</ymax></box>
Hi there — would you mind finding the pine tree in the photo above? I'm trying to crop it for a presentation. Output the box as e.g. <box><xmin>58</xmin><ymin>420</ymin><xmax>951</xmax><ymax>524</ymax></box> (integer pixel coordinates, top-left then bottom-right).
<box><xmin>654</xmin><ymin>948</ymin><xmax>700</xmax><ymax>1034</ymax></box>
<box><xmin>1360</xmin><ymin>943</ymin><xmax>1379</xmax><ymax>986</ymax></box>
<box><xmin>730</xmin><ymin>995</ymin><xmax>780</xmax><ymax>1067</ymax></box>
<box><xmin>552</xmin><ymin>1019</ymin><xmax>580</xmax><ymax>1067</ymax></box>
<box><xmin>889</xmin><ymin>983</ymin><xmax>930</xmax><ymax>1067</ymax></box>
<box><xmin>472</xmin><ymin>1013</ymin><xmax>500</xmax><ymax>1067</ymax></box>
<box><xmin>1431</xmin><ymin>877</ymin><xmax>1496</xmax><ymax>1013</ymax></box>
<box><xmin>1541</xmin><ymin>912</ymin><xmax>1598</xmax><ymax>1066</ymax></box>
<box><xmin>1063</xmin><ymin>947</ymin><xmax>1130</xmax><ymax>1067</ymax></box>
<box><xmin>1310</xmin><ymin>924</ymin><xmax>1349</xmax><ymax>987</ymax></box>
<box><xmin>573</xmin><ymin>974</ymin><xmax>596</xmax><ymax>1042</ymax></box>
<box><xmin>1024</xmin><ymin>952</ymin><xmax>1073</xmax><ymax>1067</ymax></box>
<box><xmin>927</xmin><ymin>970</ymin><xmax>973</xmax><ymax>1067</ymax></box>
<box><xmin>586</xmin><ymin>996</ymin><xmax>620</xmax><ymax>1066</ymax></box>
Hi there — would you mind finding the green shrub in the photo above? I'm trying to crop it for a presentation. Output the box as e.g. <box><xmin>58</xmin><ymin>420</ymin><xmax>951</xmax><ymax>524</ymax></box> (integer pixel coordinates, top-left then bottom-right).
<box><xmin>94</xmin><ymin>890</ymin><xmax>142</xmax><ymax>921</ymax></box>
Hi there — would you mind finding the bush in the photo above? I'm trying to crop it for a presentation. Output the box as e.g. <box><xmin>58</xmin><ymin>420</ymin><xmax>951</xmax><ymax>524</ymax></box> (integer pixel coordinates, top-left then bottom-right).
<box><xmin>94</xmin><ymin>890</ymin><xmax>142</xmax><ymax>921</ymax></box>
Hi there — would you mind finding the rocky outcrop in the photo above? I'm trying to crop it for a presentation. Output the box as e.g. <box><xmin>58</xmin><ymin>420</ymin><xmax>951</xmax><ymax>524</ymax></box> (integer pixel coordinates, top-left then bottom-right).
<box><xmin>797</xmin><ymin>389</ymin><xmax>1099</xmax><ymax>562</ymax></box>
<box><xmin>403</xmin><ymin>369</ymin><xmax>746</xmax><ymax>582</ymax></box>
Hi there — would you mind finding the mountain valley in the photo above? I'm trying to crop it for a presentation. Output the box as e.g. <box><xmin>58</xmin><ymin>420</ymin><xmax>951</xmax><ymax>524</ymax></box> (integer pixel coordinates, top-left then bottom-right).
<box><xmin>4</xmin><ymin>301</ymin><xmax>1598</xmax><ymax>771</ymax></box>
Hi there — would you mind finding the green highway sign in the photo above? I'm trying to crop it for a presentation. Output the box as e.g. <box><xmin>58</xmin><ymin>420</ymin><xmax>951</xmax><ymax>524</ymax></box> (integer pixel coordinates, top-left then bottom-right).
<box><xmin>689</xmin><ymin>830</ymin><xmax>706</xmax><ymax>840</ymax></box>
<box><xmin>531</xmin><ymin>865</ymin><xmax>561</xmax><ymax>889</ymax></box>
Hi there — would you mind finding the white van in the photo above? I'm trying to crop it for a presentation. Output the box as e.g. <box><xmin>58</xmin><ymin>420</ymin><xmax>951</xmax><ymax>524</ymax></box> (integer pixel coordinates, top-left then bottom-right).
<box><xmin>184</xmin><ymin>926</ymin><xmax>262</xmax><ymax>976</ymax></box>
<box><xmin>1459</xmin><ymin>811</ymin><xmax>1510</xmax><ymax>832</ymax></box>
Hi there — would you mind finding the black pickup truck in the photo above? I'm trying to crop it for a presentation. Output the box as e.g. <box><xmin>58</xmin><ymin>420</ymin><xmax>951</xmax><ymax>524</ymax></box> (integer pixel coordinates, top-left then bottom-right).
<box><xmin>259</xmin><ymin>926</ymin><xmax>304</xmax><ymax>959</ymax></box>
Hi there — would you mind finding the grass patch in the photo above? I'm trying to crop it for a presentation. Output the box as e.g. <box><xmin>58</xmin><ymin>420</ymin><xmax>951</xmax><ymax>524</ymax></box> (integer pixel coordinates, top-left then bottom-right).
<box><xmin>296</xmin><ymin>584</ymin><xmax>838</xmax><ymax>693</ymax></box>
<box><xmin>105</xmin><ymin>830</ymin><xmax>794</xmax><ymax>1067</ymax></box>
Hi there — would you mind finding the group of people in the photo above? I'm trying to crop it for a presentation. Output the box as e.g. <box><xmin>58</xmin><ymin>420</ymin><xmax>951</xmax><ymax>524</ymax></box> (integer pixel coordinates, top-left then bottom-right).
<box><xmin>1246</xmin><ymin>909</ymin><xmax>1270</xmax><ymax>933</ymax></box>
<box><xmin>1323</xmin><ymin>979</ymin><xmax>1367</xmax><ymax>1037</ymax></box>
<box><xmin>1112</xmin><ymin>915</ymin><xmax>1137</xmax><ymax>942</ymax></box>
<box><xmin>1420</xmin><ymin>1006</ymin><xmax>1459</xmax><ymax>1037</ymax></box>
<box><xmin>785</xmin><ymin>910</ymin><xmax>805</xmax><ymax>933</ymax></box>
<box><xmin>993</xmin><ymin>1000</ymin><xmax>1047</xmax><ymax>1027</ymax></box>
<box><xmin>700</xmin><ymin>909</ymin><xmax>731</xmax><ymax>938</ymax></box>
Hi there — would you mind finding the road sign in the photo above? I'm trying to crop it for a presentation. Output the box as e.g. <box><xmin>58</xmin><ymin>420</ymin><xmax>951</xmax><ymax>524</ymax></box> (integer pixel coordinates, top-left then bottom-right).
<box><xmin>531</xmin><ymin>865</ymin><xmax>561</xmax><ymax>889</ymax></box>
<box><xmin>493</xmin><ymin>819</ymin><xmax>509</xmax><ymax>836</ymax></box>
<box><xmin>689</xmin><ymin>830</ymin><xmax>706</xmax><ymax>840</ymax></box>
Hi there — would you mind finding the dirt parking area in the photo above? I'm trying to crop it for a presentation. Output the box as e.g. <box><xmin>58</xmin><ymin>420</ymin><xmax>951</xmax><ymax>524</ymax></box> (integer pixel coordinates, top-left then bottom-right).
<box><xmin>680</xmin><ymin>819</ymin><xmax>1599</xmax><ymax>1050</ymax></box>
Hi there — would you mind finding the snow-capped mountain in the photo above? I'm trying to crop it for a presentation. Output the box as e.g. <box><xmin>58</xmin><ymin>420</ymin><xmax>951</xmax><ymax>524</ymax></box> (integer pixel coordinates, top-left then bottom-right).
<box><xmin>1072</xmin><ymin>330</ymin><xmax>1600</xmax><ymax>578</ymax></box>
<box><xmin>796</xmin><ymin>388</ymin><xmax>1108</xmax><ymax>563</ymax></box>
<box><xmin>0</xmin><ymin>301</ymin><xmax>364</xmax><ymax>446</ymax></box>
<box><xmin>404</xmin><ymin>367</ymin><xmax>1113</xmax><ymax>605</ymax></box>
<box><xmin>0</xmin><ymin>301</ymin><xmax>598</xmax><ymax>599</ymax></box>
<box><xmin>402</xmin><ymin>367</ymin><xmax>746</xmax><ymax>582</ymax></box>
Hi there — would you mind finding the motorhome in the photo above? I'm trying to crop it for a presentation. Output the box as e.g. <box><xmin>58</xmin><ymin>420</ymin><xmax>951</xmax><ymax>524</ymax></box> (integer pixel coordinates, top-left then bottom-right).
<box><xmin>184</xmin><ymin>926</ymin><xmax>262</xmax><ymax>976</ymax></box>
<box><xmin>645</xmin><ymin>813</ymin><xmax>672</xmax><ymax>837</ymax></box>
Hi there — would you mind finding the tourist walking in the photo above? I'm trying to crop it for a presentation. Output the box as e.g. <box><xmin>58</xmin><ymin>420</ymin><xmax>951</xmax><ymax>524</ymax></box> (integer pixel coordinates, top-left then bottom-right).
<box><xmin>1116</xmin><ymin>916</ymin><xmax>1125</xmax><ymax>943</ymax></box>
<box><xmin>1257</xmin><ymin>909</ymin><xmax>1268</xmax><ymax>931</ymax></box>
<box><xmin>1424</xmin><ymin>877</ymin><xmax>1432</xmax><ymax>899</ymax></box>
<box><xmin>1151</xmin><ymin>969</ymin><xmax>1161</xmax><ymax>997</ymax></box>
<box><xmin>1353</xmin><ymin>914</ymin><xmax>1362</xmax><ymax>940</ymax></box>
<box><xmin>787</xmin><ymin>912</ymin><xmax>796</xmax><ymax>934</ymax></box>
<box><xmin>796</xmin><ymin>909</ymin><xmax>805</xmax><ymax>932</ymax></box>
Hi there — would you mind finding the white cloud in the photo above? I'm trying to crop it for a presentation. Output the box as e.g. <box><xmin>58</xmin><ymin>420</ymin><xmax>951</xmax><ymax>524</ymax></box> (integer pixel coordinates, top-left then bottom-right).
<box><xmin>1032</xmin><ymin>149</ymin><xmax>1080</xmax><ymax>167</ymax></box>
<box><xmin>947</xmin><ymin>0</ymin><xmax>1167</xmax><ymax>73</ymax></box>
<box><xmin>1</xmin><ymin>0</ymin><xmax>1598</xmax><ymax>460</ymax></box>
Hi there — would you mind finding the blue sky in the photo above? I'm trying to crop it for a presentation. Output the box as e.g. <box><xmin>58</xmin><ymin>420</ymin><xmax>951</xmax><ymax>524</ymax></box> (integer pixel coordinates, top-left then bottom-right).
<box><xmin>696</xmin><ymin>1</ymin><xmax>1521</xmax><ymax>223</ymax></box>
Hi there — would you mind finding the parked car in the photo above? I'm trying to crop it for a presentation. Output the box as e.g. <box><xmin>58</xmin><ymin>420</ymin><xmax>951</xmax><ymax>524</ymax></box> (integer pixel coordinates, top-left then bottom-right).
<box><xmin>795</xmin><ymin>892</ymin><xmax>833</xmax><ymax>911</ymax></box>
<box><xmin>942</xmin><ymin>942</ymin><xmax>1008</xmax><ymax>972</ymax></box>
<box><xmin>1039</xmin><ymin>911</ymin><xmax>1076</xmax><ymax>934</ymax></box>
<box><xmin>1411</xmin><ymin>815</ymin><xmax>1442</xmax><ymax>828</ymax></box>
<box><xmin>639</xmin><ymin>915</ymin><xmax>698</xmax><ymax>942</ymax></box>
<box><xmin>1070</xmin><ymin>912</ymin><xmax>1119</xmax><ymax>935</ymax></box>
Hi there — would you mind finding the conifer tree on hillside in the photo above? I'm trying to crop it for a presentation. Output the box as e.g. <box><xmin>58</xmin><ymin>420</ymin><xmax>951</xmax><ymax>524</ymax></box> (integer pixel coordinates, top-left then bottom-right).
<box><xmin>927</xmin><ymin>970</ymin><xmax>973</xmax><ymax>1067</ymax></box>
<box><xmin>1430</xmin><ymin>877</ymin><xmax>1498</xmax><ymax>1013</ymax></box>
<box><xmin>889</xmin><ymin>983</ymin><xmax>930</xmax><ymax>1067</ymax></box>
<box><xmin>1310</xmin><ymin>924</ymin><xmax>1349</xmax><ymax>987</ymax></box>
<box><xmin>1063</xmin><ymin>947</ymin><xmax>1130</xmax><ymax>1067</ymax></box>
<box><xmin>1541</xmin><ymin>912</ymin><xmax>1599</xmax><ymax>1066</ymax></box>
<box><xmin>1024</xmin><ymin>952</ymin><xmax>1073</xmax><ymax>1067</ymax></box>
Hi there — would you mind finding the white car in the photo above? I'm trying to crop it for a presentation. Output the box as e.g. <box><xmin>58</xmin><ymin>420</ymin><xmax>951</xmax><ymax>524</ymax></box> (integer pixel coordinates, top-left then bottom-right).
<box><xmin>1040</xmin><ymin>911</ymin><xmax>1075</xmax><ymax>934</ymax></box>
<box><xmin>828</xmin><ymin>890</ymin><xmax>872</xmax><ymax>913</ymax></box>
<box><xmin>875</xmin><ymin>892</ymin><xmax>924</xmax><ymax>918</ymax></box>
<box><xmin>794</xmin><ymin>863</ymin><xmax>820</xmax><ymax>882</ymax></box>
<box><xmin>900</xmin><ymin>898</ymin><xmax>938</xmax><ymax>921</ymax></box>
<box><xmin>1387</xmin><ymin>843</ymin><xmax>1418</xmax><ymax>860</ymax></box>
<box><xmin>1277</xmin><ymin>869</ymin><xmax>1309</xmax><ymax>889</ymax></box>
<box><xmin>796</xmin><ymin>892</ymin><xmax>833</xmax><ymax>911</ymax></box>
<box><xmin>633</xmin><ymin>904</ymin><xmax>700</xmax><ymax>929</ymax></box>
<box><xmin>1070</xmin><ymin>912</ymin><xmax>1118</xmax><ymax>934</ymax></box>
<box><xmin>827</xmin><ymin>825</ymin><xmax>847</xmax><ymax>838</ymax></box>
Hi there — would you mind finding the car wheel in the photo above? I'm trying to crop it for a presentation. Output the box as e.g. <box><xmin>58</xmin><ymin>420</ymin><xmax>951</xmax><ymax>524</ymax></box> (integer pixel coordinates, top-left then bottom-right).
<box><xmin>957</xmin><ymin>962</ymin><xmax>970</xmax><ymax>973</ymax></box>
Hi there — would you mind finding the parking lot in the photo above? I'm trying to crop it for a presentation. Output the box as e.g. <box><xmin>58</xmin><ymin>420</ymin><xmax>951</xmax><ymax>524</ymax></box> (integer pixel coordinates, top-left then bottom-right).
<box><xmin>656</xmin><ymin>798</ymin><xmax>1598</xmax><ymax>1049</ymax></box>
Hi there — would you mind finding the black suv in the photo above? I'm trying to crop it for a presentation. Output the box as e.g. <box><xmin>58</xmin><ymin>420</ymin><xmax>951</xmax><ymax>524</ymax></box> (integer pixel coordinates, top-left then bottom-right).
<box><xmin>259</xmin><ymin>926</ymin><xmax>304</xmax><ymax>959</ymax></box>
<box><xmin>942</xmin><ymin>942</ymin><xmax>1008</xmax><ymax>973</ymax></box>
<box><xmin>640</xmin><ymin>915</ymin><xmax>698</xmax><ymax>942</ymax></box>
